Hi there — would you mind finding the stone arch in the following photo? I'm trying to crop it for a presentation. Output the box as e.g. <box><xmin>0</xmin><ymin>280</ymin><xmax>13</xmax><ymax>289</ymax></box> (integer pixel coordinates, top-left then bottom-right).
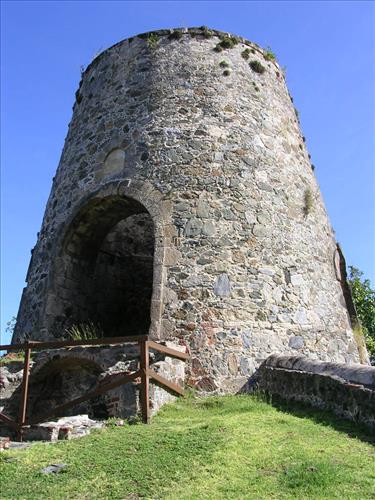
<box><xmin>44</xmin><ymin>180</ymin><xmax>171</xmax><ymax>340</ymax></box>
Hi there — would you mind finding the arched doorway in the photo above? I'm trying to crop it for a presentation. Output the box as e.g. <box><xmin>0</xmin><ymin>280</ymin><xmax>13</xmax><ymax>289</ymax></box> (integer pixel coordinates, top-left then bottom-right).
<box><xmin>48</xmin><ymin>195</ymin><xmax>155</xmax><ymax>338</ymax></box>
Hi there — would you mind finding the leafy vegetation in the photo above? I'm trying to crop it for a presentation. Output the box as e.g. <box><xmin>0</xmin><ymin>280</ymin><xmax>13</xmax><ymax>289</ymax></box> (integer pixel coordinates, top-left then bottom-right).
<box><xmin>1</xmin><ymin>395</ymin><xmax>374</xmax><ymax>499</ymax></box>
<box><xmin>241</xmin><ymin>48</ymin><xmax>251</xmax><ymax>60</ymax></box>
<box><xmin>168</xmin><ymin>30</ymin><xmax>183</xmax><ymax>40</ymax></box>
<box><xmin>264</xmin><ymin>46</ymin><xmax>276</xmax><ymax>61</ymax></box>
<box><xmin>147</xmin><ymin>32</ymin><xmax>159</xmax><ymax>50</ymax></box>
<box><xmin>219</xmin><ymin>35</ymin><xmax>239</xmax><ymax>48</ymax></box>
<box><xmin>348</xmin><ymin>266</ymin><xmax>375</xmax><ymax>359</ymax></box>
<box><xmin>200</xmin><ymin>26</ymin><xmax>213</xmax><ymax>38</ymax></box>
<box><xmin>249</xmin><ymin>60</ymin><xmax>266</xmax><ymax>74</ymax></box>
<box><xmin>214</xmin><ymin>35</ymin><xmax>239</xmax><ymax>52</ymax></box>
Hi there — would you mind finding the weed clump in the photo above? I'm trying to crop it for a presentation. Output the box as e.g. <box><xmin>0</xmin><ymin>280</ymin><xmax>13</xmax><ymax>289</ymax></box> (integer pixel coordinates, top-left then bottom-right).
<box><xmin>241</xmin><ymin>48</ymin><xmax>250</xmax><ymax>60</ymax></box>
<box><xmin>168</xmin><ymin>30</ymin><xmax>183</xmax><ymax>40</ymax></box>
<box><xmin>303</xmin><ymin>188</ymin><xmax>314</xmax><ymax>217</ymax></box>
<box><xmin>65</xmin><ymin>321</ymin><xmax>104</xmax><ymax>341</ymax></box>
<box><xmin>200</xmin><ymin>26</ymin><xmax>213</xmax><ymax>38</ymax></box>
<box><xmin>221</xmin><ymin>35</ymin><xmax>239</xmax><ymax>48</ymax></box>
<box><xmin>219</xmin><ymin>60</ymin><xmax>230</xmax><ymax>68</ymax></box>
<box><xmin>264</xmin><ymin>46</ymin><xmax>276</xmax><ymax>61</ymax></box>
<box><xmin>250</xmin><ymin>60</ymin><xmax>266</xmax><ymax>74</ymax></box>
<box><xmin>147</xmin><ymin>32</ymin><xmax>159</xmax><ymax>50</ymax></box>
<box><xmin>214</xmin><ymin>35</ymin><xmax>239</xmax><ymax>52</ymax></box>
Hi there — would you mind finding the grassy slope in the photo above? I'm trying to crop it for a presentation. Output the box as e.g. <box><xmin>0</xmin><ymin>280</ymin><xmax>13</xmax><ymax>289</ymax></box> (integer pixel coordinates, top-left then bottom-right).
<box><xmin>0</xmin><ymin>395</ymin><xmax>374</xmax><ymax>499</ymax></box>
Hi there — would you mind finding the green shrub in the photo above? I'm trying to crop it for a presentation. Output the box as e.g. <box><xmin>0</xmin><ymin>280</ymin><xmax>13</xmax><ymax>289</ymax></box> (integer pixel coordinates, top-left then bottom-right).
<box><xmin>219</xmin><ymin>60</ymin><xmax>230</xmax><ymax>68</ymax></box>
<box><xmin>348</xmin><ymin>266</ymin><xmax>375</xmax><ymax>360</ymax></box>
<box><xmin>241</xmin><ymin>48</ymin><xmax>250</xmax><ymax>60</ymax></box>
<box><xmin>214</xmin><ymin>35</ymin><xmax>239</xmax><ymax>52</ymax></box>
<box><xmin>220</xmin><ymin>36</ymin><xmax>239</xmax><ymax>48</ymax></box>
<box><xmin>249</xmin><ymin>60</ymin><xmax>266</xmax><ymax>74</ymax></box>
<box><xmin>200</xmin><ymin>26</ymin><xmax>213</xmax><ymax>38</ymax></box>
<box><xmin>168</xmin><ymin>30</ymin><xmax>183</xmax><ymax>40</ymax></box>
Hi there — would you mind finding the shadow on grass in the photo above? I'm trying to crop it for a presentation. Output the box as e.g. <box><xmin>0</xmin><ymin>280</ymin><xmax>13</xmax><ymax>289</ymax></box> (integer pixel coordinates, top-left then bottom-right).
<box><xmin>263</xmin><ymin>394</ymin><xmax>375</xmax><ymax>446</ymax></box>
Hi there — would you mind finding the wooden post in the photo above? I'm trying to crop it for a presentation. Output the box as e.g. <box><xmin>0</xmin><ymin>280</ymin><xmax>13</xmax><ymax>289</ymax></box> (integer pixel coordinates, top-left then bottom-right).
<box><xmin>18</xmin><ymin>343</ymin><xmax>31</xmax><ymax>441</ymax></box>
<box><xmin>139</xmin><ymin>339</ymin><xmax>150</xmax><ymax>423</ymax></box>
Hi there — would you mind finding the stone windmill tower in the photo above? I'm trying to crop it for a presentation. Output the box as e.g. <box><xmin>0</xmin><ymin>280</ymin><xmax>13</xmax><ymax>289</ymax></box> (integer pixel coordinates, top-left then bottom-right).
<box><xmin>13</xmin><ymin>28</ymin><xmax>363</xmax><ymax>392</ymax></box>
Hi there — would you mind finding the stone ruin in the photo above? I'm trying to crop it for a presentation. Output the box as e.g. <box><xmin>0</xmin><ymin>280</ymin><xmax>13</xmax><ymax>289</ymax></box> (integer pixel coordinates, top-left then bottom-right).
<box><xmin>0</xmin><ymin>343</ymin><xmax>186</xmax><ymax>440</ymax></box>
<box><xmin>6</xmin><ymin>28</ymin><xmax>370</xmax><ymax>428</ymax></box>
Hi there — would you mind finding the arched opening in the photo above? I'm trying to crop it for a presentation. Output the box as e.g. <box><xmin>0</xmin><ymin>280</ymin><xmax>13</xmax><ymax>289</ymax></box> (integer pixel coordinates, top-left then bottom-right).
<box><xmin>27</xmin><ymin>358</ymin><xmax>106</xmax><ymax>419</ymax></box>
<box><xmin>2</xmin><ymin>357</ymin><xmax>107</xmax><ymax>421</ymax></box>
<box><xmin>48</xmin><ymin>195</ymin><xmax>155</xmax><ymax>338</ymax></box>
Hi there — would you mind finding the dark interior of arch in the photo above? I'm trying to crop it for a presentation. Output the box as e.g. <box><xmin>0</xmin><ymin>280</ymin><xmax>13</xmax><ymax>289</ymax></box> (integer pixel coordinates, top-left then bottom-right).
<box><xmin>1</xmin><ymin>358</ymin><xmax>108</xmax><ymax>421</ymax></box>
<box><xmin>50</xmin><ymin>196</ymin><xmax>155</xmax><ymax>338</ymax></box>
<box><xmin>27</xmin><ymin>358</ymin><xmax>107</xmax><ymax>419</ymax></box>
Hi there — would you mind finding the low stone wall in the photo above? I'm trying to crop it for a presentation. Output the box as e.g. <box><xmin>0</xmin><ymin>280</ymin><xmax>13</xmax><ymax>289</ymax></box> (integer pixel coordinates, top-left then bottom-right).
<box><xmin>242</xmin><ymin>355</ymin><xmax>375</xmax><ymax>431</ymax></box>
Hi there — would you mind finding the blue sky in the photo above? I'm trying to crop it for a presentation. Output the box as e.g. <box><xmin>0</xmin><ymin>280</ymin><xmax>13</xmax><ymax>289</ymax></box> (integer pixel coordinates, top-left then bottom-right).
<box><xmin>1</xmin><ymin>1</ymin><xmax>374</xmax><ymax>344</ymax></box>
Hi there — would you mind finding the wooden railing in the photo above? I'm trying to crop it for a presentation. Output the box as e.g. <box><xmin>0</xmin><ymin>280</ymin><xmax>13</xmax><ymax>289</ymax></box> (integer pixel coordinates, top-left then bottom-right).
<box><xmin>0</xmin><ymin>336</ymin><xmax>189</xmax><ymax>440</ymax></box>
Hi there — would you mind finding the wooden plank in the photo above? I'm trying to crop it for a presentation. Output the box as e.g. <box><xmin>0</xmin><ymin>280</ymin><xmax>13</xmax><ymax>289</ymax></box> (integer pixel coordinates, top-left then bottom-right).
<box><xmin>18</xmin><ymin>346</ymin><xmax>31</xmax><ymax>429</ymax></box>
<box><xmin>28</xmin><ymin>370</ymin><xmax>141</xmax><ymax>425</ymax></box>
<box><xmin>147</xmin><ymin>368</ymin><xmax>185</xmax><ymax>396</ymax></box>
<box><xmin>0</xmin><ymin>412</ymin><xmax>19</xmax><ymax>430</ymax></box>
<box><xmin>139</xmin><ymin>340</ymin><xmax>150</xmax><ymax>424</ymax></box>
<box><xmin>0</xmin><ymin>342</ymin><xmax>29</xmax><ymax>351</ymax></box>
<box><xmin>147</xmin><ymin>340</ymin><xmax>189</xmax><ymax>361</ymax></box>
<box><xmin>0</xmin><ymin>335</ymin><xmax>148</xmax><ymax>352</ymax></box>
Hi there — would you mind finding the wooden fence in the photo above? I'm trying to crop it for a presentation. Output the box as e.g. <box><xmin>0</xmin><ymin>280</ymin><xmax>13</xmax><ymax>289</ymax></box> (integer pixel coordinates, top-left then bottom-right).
<box><xmin>0</xmin><ymin>336</ymin><xmax>189</xmax><ymax>440</ymax></box>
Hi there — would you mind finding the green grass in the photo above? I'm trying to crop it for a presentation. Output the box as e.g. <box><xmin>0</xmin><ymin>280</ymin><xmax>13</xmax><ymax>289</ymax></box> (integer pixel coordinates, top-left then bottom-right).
<box><xmin>1</xmin><ymin>395</ymin><xmax>374</xmax><ymax>499</ymax></box>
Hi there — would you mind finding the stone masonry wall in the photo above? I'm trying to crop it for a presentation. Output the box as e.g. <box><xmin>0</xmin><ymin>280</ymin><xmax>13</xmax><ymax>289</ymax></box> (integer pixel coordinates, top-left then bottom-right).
<box><xmin>13</xmin><ymin>28</ymin><xmax>363</xmax><ymax>393</ymax></box>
